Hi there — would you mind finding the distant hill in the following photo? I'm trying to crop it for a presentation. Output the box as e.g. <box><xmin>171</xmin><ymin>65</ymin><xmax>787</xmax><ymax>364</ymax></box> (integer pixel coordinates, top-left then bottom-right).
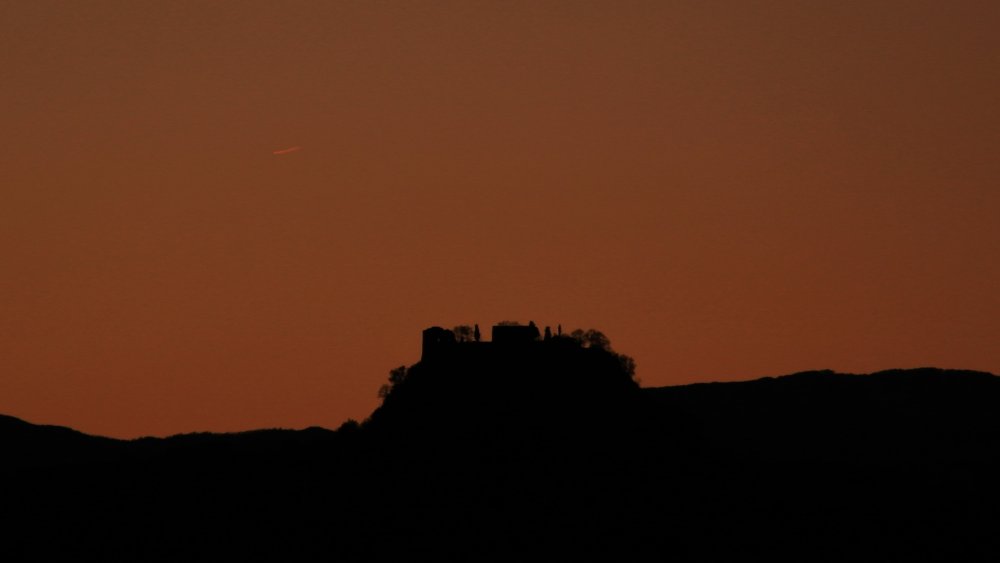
<box><xmin>3</xmin><ymin>366</ymin><xmax>1000</xmax><ymax>560</ymax></box>
<box><xmin>0</xmin><ymin>413</ymin><xmax>123</xmax><ymax>467</ymax></box>
<box><xmin>643</xmin><ymin>367</ymin><xmax>1000</xmax><ymax>461</ymax></box>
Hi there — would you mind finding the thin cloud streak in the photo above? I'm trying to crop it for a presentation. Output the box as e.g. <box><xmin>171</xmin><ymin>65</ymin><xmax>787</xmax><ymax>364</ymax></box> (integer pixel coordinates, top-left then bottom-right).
<box><xmin>272</xmin><ymin>146</ymin><xmax>302</xmax><ymax>155</ymax></box>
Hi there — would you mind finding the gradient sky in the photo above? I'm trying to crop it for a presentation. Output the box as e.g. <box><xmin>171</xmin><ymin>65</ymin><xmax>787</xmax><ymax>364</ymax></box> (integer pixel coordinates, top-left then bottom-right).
<box><xmin>2</xmin><ymin>1</ymin><xmax>998</xmax><ymax>438</ymax></box>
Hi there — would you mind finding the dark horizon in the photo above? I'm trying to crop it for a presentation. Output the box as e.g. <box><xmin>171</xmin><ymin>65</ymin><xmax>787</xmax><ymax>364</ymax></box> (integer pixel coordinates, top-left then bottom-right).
<box><xmin>5</xmin><ymin>358</ymin><xmax>1000</xmax><ymax>560</ymax></box>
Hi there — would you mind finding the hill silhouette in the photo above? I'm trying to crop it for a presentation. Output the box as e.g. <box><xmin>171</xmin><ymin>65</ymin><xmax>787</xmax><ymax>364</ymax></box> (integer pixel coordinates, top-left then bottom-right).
<box><xmin>365</xmin><ymin>326</ymin><xmax>640</xmax><ymax>447</ymax></box>
<box><xmin>3</xmin><ymin>326</ymin><xmax>1000</xmax><ymax>560</ymax></box>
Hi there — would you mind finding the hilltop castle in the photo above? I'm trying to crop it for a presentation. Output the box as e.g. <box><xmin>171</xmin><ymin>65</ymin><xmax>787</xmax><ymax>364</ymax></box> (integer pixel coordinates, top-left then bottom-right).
<box><xmin>422</xmin><ymin>322</ymin><xmax>556</xmax><ymax>361</ymax></box>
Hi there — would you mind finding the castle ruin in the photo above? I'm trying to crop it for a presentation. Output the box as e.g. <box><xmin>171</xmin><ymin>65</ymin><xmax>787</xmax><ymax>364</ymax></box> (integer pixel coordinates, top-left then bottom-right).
<box><xmin>421</xmin><ymin>322</ymin><xmax>545</xmax><ymax>361</ymax></box>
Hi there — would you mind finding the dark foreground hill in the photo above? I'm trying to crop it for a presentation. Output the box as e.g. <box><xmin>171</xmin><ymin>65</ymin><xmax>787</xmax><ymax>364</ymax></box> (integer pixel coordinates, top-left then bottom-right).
<box><xmin>3</xmin><ymin>365</ymin><xmax>1000</xmax><ymax>561</ymax></box>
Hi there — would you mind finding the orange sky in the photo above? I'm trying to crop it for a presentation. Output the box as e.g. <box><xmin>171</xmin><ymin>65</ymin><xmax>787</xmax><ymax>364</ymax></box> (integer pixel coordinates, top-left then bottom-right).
<box><xmin>2</xmin><ymin>1</ymin><xmax>998</xmax><ymax>438</ymax></box>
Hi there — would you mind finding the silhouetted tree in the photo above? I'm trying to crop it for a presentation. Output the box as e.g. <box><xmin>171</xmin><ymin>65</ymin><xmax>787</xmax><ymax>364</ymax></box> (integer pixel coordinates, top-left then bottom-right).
<box><xmin>618</xmin><ymin>354</ymin><xmax>637</xmax><ymax>382</ymax></box>
<box><xmin>584</xmin><ymin>329</ymin><xmax>611</xmax><ymax>350</ymax></box>
<box><xmin>378</xmin><ymin>365</ymin><xmax>408</xmax><ymax>400</ymax></box>
<box><xmin>453</xmin><ymin>325</ymin><xmax>474</xmax><ymax>342</ymax></box>
<box><xmin>544</xmin><ymin>326</ymin><xmax>552</xmax><ymax>340</ymax></box>
<box><xmin>568</xmin><ymin>328</ymin><xmax>612</xmax><ymax>350</ymax></box>
<box><xmin>474</xmin><ymin>324</ymin><xmax>481</xmax><ymax>342</ymax></box>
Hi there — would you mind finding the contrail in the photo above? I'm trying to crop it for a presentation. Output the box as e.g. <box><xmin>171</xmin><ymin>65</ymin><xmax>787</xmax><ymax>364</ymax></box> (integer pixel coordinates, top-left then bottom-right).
<box><xmin>272</xmin><ymin>146</ymin><xmax>302</xmax><ymax>155</ymax></box>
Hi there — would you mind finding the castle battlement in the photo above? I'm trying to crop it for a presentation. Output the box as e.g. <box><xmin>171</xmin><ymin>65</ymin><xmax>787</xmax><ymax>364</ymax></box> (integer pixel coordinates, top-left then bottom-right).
<box><xmin>421</xmin><ymin>322</ymin><xmax>547</xmax><ymax>361</ymax></box>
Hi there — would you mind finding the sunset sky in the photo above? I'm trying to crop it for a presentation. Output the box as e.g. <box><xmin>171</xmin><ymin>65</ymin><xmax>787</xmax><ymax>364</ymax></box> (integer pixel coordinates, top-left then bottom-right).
<box><xmin>2</xmin><ymin>1</ymin><xmax>998</xmax><ymax>438</ymax></box>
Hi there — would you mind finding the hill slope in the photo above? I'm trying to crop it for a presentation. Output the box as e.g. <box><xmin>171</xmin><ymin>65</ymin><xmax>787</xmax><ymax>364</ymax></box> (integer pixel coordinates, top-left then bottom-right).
<box><xmin>3</xmin><ymin>367</ymin><xmax>999</xmax><ymax>560</ymax></box>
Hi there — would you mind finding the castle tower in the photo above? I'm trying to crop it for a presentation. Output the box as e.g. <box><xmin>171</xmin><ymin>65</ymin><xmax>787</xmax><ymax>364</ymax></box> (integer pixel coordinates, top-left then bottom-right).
<box><xmin>421</xmin><ymin>326</ymin><xmax>456</xmax><ymax>361</ymax></box>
